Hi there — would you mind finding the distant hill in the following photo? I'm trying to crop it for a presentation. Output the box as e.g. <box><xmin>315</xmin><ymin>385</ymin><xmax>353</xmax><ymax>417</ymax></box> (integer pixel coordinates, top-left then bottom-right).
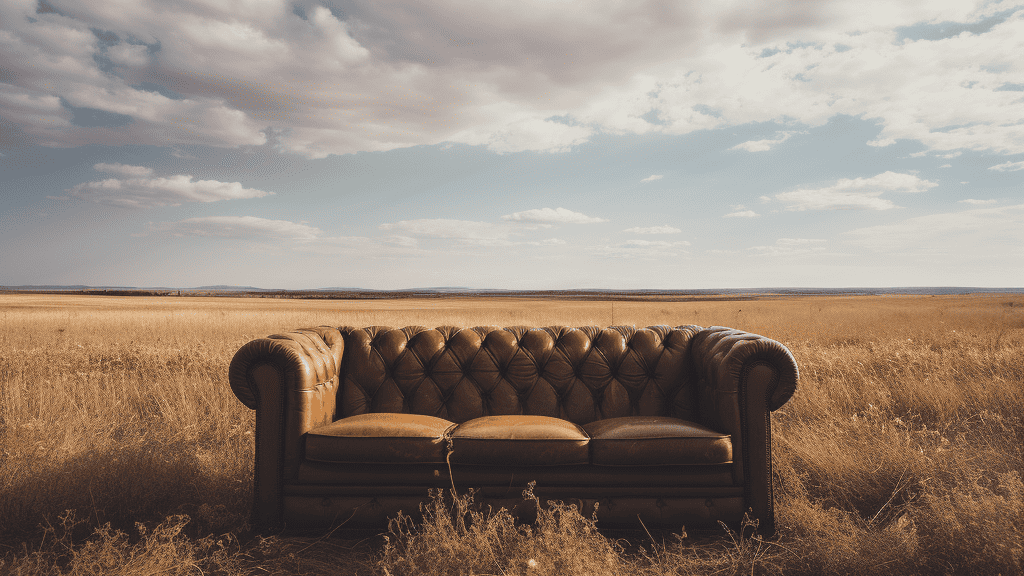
<box><xmin>191</xmin><ymin>285</ymin><xmax>276</xmax><ymax>291</ymax></box>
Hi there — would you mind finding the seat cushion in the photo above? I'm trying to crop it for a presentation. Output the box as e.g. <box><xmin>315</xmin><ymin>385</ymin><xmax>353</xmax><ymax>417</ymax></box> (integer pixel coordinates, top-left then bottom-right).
<box><xmin>583</xmin><ymin>416</ymin><xmax>732</xmax><ymax>466</ymax></box>
<box><xmin>449</xmin><ymin>415</ymin><xmax>590</xmax><ymax>466</ymax></box>
<box><xmin>305</xmin><ymin>413</ymin><xmax>456</xmax><ymax>464</ymax></box>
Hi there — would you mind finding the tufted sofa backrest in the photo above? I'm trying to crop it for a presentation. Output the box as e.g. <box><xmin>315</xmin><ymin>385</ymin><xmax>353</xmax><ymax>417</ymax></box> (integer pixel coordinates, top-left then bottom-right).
<box><xmin>337</xmin><ymin>325</ymin><xmax>702</xmax><ymax>425</ymax></box>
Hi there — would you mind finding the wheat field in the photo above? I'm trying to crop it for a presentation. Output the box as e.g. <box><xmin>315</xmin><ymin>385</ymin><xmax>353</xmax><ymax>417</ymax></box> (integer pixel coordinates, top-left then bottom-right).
<box><xmin>1</xmin><ymin>292</ymin><xmax>1023</xmax><ymax>575</ymax></box>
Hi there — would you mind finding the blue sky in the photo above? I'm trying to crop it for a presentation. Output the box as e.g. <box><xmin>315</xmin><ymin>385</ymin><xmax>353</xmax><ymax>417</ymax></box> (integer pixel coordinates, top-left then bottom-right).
<box><xmin>1</xmin><ymin>0</ymin><xmax>1023</xmax><ymax>289</ymax></box>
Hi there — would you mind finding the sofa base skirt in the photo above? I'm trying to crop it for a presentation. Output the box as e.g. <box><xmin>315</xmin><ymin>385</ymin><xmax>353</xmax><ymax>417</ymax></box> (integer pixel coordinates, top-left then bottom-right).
<box><xmin>296</xmin><ymin>461</ymin><xmax>737</xmax><ymax>487</ymax></box>
<box><xmin>280</xmin><ymin>487</ymin><xmax>746</xmax><ymax>532</ymax></box>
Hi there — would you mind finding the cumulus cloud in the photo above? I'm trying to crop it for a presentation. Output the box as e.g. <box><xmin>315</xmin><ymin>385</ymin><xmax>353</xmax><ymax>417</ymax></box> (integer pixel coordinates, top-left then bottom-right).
<box><xmin>989</xmin><ymin>160</ymin><xmax>1024</xmax><ymax>172</ymax></box>
<box><xmin>501</xmin><ymin>207</ymin><xmax>608</xmax><ymax>224</ymax></box>
<box><xmin>68</xmin><ymin>166</ymin><xmax>272</xmax><ymax>208</ymax></box>
<box><xmin>450</xmin><ymin>117</ymin><xmax>593</xmax><ymax>155</ymax></box>
<box><xmin>725</xmin><ymin>210</ymin><xmax>760</xmax><ymax>218</ymax></box>
<box><xmin>959</xmin><ymin>198</ymin><xmax>998</xmax><ymax>205</ymax></box>
<box><xmin>162</xmin><ymin>216</ymin><xmax>321</xmax><ymax>240</ymax></box>
<box><xmin>94</xmin><ymin>163</ymin><xmax>153</xmax><ymax>177</ymax></box>
<box><xmin>730</xmin><ymin>132</ymin><xmax>796</xmax><ymax>152</ymax></box>
<box><xmin>2</xmin><ymin>1</ymin><xmax>1023</xmax><ymax>158</ymax></box>
<box><xmin>623</xmin><ymin>225</ymin><xmax>681</xmax><ymax>234</ymax></box>
<box><xmin>773</xmin><ymin>171</ymin><xmax>938</xmax><ymax>211</ymax></box>
<box><xmin>640</xmin><ymin>175</ymin><xmax>664</xmax><ymax>182</ymax></box>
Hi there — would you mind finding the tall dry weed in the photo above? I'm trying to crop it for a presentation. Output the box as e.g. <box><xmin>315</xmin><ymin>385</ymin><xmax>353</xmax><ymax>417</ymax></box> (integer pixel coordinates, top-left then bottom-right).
<box><xmin>380</xmin><ymin>484</ymin><xmax>625</xmax><ymax>576</ymax></box>
<box><xmin>2</xmin><ymin>293</ymin><xmax>1023</xmax><ymax>575</ymax></box>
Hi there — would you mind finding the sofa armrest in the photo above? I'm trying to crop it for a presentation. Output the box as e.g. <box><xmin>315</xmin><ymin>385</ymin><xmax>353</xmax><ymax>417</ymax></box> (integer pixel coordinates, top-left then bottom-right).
<box><xmin>691</xmin><ymin>326</ymin><xmax>798</xmax><ymax>536</ymax></box>
<box><xmin>228</xmin><ymin>326</ymin><xmax>344</xmax><ymax>530</ymax></box>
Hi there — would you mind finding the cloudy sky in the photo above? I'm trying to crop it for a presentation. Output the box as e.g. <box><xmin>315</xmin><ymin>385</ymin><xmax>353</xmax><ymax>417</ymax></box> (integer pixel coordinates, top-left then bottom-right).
<box><xmin>2</xmin><ymin>0</ymin><xmax>1023</xmax><ymax>289</ymax></box>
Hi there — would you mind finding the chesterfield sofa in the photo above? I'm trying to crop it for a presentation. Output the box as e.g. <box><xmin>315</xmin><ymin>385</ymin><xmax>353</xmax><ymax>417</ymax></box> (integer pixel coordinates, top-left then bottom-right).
<box><xmin>228</xmin><ymin>324</ymin><xmax>798</xmax><ymax>534</ymax></box>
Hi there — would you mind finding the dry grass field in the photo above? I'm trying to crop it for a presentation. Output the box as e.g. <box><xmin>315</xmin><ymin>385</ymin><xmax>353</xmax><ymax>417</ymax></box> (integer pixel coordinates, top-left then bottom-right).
<box><xmin>1</xmin><ymin>292</ymin><xmax>1023</xmax><ymax>575</ymax></box>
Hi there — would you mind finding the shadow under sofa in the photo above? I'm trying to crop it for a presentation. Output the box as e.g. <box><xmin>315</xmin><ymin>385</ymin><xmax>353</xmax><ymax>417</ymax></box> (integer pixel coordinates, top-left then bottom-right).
<box><xmin>228</xmin><ymin>324</ymin><xmax>798</xmax><ymax>535</ymax></box>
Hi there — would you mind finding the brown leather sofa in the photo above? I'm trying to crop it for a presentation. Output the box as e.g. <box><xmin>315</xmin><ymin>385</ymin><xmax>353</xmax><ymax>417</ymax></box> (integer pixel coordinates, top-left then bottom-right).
<box><xmin>228</xmin><ymin>325</ymin><xmax>798</xmax><ymax>534</ymax></box>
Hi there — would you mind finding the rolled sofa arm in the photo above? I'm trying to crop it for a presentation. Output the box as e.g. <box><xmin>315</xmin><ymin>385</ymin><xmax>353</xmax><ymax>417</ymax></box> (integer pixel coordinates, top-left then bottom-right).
<box><xmin>691</xmin><ymin>327</ymin><xmax>798</xmax><ymax>412</ymax></box>
<box><xmin>228</xmin><ymin>326</ymin><xmax>344</xmax><ymax>531</ymax></box>
<box><xmin>691</xmin><ymin>326</ymin><xmax>799</xmax><ymax>536</ymax></box>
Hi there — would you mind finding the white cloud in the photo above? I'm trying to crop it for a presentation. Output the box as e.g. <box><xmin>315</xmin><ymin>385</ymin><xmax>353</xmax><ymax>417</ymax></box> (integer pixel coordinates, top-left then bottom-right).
<box><xmin>846</xmin><ymin>203</ymin><xmax>1024</xmax><ymax>252</ymax></box>
<box><xmin>623</xmin><ymin>225</ymin><xmax>681</xmax><ymax>234</ymax></box>
<box><xmin>2</xmin><ymin>1</ymin><xmax>1023</xmax><ymax>158</ymax></box>
<box><xmin>989</xmin><ymin>160</ymin><xmax>1024</xmax><ymax>172</ymax></box>
<box><xmin>519</xmin><ymin>238</ymin><xmax>568</xmax><ymax>246</ymax></box>
<box><xmin>641</xmin><ymin>175</ymin><xmax>664</xmax><ymax>182</ymax></box>
<box><xmin>750</xmin><ymin>238</ymin><xmax>827</xmax><ymax>256</ymax></box>
<box><xmin>501</xmin><ymin>207</ymin><xmax>608</xmax><ymax>224</ymax></box>
<box><xmin>725</xmin><ymin>210</ymin><xmax>760</xmax><ymax>218</ymax></box>
<box><xmin>449</xmin><ymin>117</ymin><xmax>593</xmax><ymax>155</ymax></box>
<box><xmin>730</xmin><ymin>132</ymin><xmax>796</xmax><ymax>152</ymax></box>
<box><xmin>959</xmin><ymin>198</ymin><xmax>998</xmax><ymax>205</ymax></box>
<box><xmin>774</xmin><ymin>171</ymin><xmax>938</xmax><ymax>211</ymax></box>
<box><xmin>591</xmin><ymin>239</ymin><xmax>690</xmax><ymax>259</ymax></box>
<box><xmin>68</xmin><ymin>167</ymin><xmax>272</xmax><ymax>208</ymax></box>
<box><xmin>378</xmin><ymin>215</ymin><xmax>598</xmax><ymax>248</ymax></box>
<box><xmin>94</xmin><ymin>163</ymin><xmax>153</xmax><ymax>177</ymax></box>
<box><xmin>624</xmin><ymin>239</ymin><xmax>690</xmax><ymax>247</ymax></box>
<box><xmin>379</xmin><ymin>219</ymin><xmax>513</xmax><ymax>243</ymax></box>
<box><xmin>158</xmin><ymin>215</ymin><xmax>393</xmax><ymax>256</ymax></box>
<box><xmin>156</xmin><ymin>214</ymin><xmax>581</xmax><ymax>258</ymax></box>
<box><xmin>383</xmin><ymin>235</ymin><xmax>420</xmax><ymax>248</ymax></box>
<box><xmin>163</xmin><ymin>216</ymin><xmax>321</xmax><ymax>240</ymax></box>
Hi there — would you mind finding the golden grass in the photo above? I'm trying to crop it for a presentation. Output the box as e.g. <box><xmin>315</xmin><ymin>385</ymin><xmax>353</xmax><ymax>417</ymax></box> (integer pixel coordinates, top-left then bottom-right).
<box><xmin>1</xmin><ymin>292</ymin><xmax>1023</xmax><ymax>575</ymax></box>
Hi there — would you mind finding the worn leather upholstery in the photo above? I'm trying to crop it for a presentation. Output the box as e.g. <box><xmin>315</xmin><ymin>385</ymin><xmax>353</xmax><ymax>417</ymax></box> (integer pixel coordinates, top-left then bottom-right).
<box><xmin>228</xmin><ymin>324</ymin><xmax>797</xmax><ymax>535</ymax></box>
<box><xmin>338</xmin><ymin>325</ymin><xmax>701</xmax><ymax>423</ymax></box>
<box><xmin>305</xmin><ymin>413</ymin><xmax>455</xmax><ymax>464</ymax></box>
<box><xmin>584</xmin><ymin>416</ymin><xmax>732</xmax><ymax>466</ymax></box>
<box><xmin>450</xmin><ymin>415</ymin><xmax>590</xmax><ymax>466</ymax></box>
